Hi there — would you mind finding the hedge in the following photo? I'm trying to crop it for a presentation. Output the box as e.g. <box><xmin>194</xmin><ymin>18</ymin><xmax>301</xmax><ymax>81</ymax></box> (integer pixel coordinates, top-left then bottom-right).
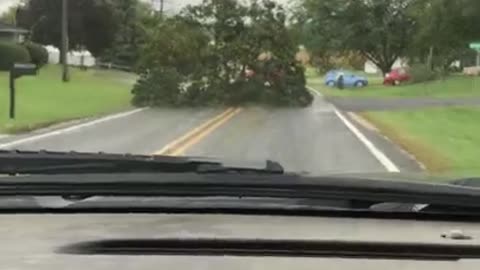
<box><xmin>24</xmin><ymin>42</ymin><xmax>49</xmax><ymax>68</ymax></box>
<box><xmin>409</xmin><ymin>64</ymin><xmax>438</xmax><ymax>84</ymax></box>
<box><xmin>0</xmin><ymin>42</ymin><xmax>31</xmax><ymax>71</ymax></box>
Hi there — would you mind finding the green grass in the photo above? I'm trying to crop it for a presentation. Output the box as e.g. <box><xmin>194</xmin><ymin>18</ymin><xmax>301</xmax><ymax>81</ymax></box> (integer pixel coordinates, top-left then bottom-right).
<box><xmin>0</xmin><ymin>65</ymin><xmax>135</xmax><ymax>134</ymax></box>
<box><xmin>307</xmin><ymin>69</ymin><xmax>480</xmax><ymax>98</ymax></box>
<box><xmin>363</xmin><ymin>108</ymin><xmax>480</xmax><ymax>177</ymax></box>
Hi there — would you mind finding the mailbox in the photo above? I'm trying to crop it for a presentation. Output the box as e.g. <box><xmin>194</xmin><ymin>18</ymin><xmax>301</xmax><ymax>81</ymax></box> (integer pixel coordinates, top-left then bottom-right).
<box><xmin>9</xmin><ymin>63</ymin><xmax>38</xmax><ymax>119</ymax></box>
<box><xmin>11</xmin><ymin>63</ymin><xmax>37</xmax><ymax>78</ymax></box>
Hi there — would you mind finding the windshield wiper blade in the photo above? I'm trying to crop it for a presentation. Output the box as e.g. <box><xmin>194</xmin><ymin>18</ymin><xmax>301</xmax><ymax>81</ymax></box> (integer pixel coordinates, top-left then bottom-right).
<box><xmin>1</xmin><ymin>173</ymin><xmax>480</xmax><ymax>209</ymax></box>
<box><xmin>0</xmin><ymin>150</ymin><xmax>284</xmax><ymax>175</ymax></box>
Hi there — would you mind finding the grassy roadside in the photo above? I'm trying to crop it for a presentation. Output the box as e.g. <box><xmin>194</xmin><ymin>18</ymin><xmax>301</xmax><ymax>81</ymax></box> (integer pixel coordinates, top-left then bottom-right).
<box><xmin>362</xmin><ymin>108</ymin><xmax>480</xmax><ymax>177</ymax></box>
<box><xmin>307</xmin><ymin>69</ymin><xmax>480</xmax><ymax>98</ymax></box>
<box><xmin>306</xmin><ymin>67</ymin><xmax>480</xmax><ymax>177</ymax></box>
<box><xmin>0</xmin><ymin>65</ymin><xmax>135</xmax><ymax>134</ymax></box>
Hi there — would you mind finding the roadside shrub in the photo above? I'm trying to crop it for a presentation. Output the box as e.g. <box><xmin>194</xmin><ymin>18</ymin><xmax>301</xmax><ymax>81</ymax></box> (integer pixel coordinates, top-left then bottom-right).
<box><xmin>24</xmin><ymin>42</ymin><xmax>48</xmax><ymax>68</ymax></box>
<box><xmin>409</xmin><ymin>64</ymin><xmax>438</xmax><ymax>83</ymax></box>
<box><xmin>0</xmin><ymin>42</ymin><xmax>31</xmax><ymax>71</ymax></box>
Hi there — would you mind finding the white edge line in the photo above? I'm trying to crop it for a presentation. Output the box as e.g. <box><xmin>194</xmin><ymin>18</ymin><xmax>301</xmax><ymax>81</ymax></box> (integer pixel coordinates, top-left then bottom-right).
<box><xmin>334</xmin><ymin>109</ymin><xmax>400</xmax><ymax>173</ymax></box>
<box><xmin>307</xmin><ymin>85</ymin><xmax>400</xmax><ymax>173</ymax></box>
<box><xmin>0</xmin><ymin>108</ymin><xmax>147</xmax><ymax>149</ymax></box>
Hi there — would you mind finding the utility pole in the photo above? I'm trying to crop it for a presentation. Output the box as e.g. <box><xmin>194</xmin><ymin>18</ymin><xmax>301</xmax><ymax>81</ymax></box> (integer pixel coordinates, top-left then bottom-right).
<box><xmin>427</xmin><ymin>46</ymin><xmax>434</xmax><ymax>70</ymax></box>
<box><xmin>61</xmin><ymin>0</ymin><xmax>70</xmax><ymax>82</ymax></box>
<box><xmin>152</xmin><ymin>0</ymin><xmax>164</xmax><ymax>16</ymax></box>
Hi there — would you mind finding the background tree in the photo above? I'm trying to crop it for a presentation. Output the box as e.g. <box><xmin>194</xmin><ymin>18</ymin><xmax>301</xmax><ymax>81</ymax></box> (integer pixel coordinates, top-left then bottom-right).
<box><xmin>459</xmin><ymin>0</ymin><xmax>480</xmax><ymax>42</ymax></box>
<box><xmin>408</xmin><ymin>0</ymin><xmax>480</xmax><ymax>71</ymax></box>
<box><xmin>301</xmin><ymin>0</ymin><xmax>416</xmax><ymax>75</ymax></box>
<box><xmin>17</xmin><ymin>0</ymin><xmax>118</xmax><ymax>57</ymax></box>
<box><xmin>100</xmin><ymin>0</ymin><xmax>152</xmax><ymax>67</ymax></box>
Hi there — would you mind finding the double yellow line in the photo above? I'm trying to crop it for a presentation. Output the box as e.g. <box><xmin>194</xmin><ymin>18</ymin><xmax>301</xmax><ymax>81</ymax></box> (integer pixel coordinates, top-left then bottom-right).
<box><xmin>154</xmin><ymin>108</ymin><xmax>243</xmax><ymax>156</ymax></box>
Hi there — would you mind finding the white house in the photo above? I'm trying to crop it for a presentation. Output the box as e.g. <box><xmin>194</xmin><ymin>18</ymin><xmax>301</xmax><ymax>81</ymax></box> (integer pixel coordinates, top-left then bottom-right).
<box><xmin>364</xmin><ymin>58</ymin><xmax>408</xmax><ymax>74</ymax></box>
<box><xmin>0</xmin><ymin>22</ymin><xmax>28</xmax><ymax>43</ymax></box>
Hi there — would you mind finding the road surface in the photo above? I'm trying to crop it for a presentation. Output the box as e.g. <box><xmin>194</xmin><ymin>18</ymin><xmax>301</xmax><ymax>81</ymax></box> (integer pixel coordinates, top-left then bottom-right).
<box><xmin>0</xmin><ymin>93</ymin><xmax>420</xmax><ymax>175</ymax></box>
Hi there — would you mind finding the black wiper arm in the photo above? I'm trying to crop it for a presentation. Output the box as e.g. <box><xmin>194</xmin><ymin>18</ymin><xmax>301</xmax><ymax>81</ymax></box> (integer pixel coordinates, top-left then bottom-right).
<box><xmin>196</xmin><ymin>160</ymin><xmax>284</xmax><ymax>174</ymax></box>
<box><xmin>2</xmin><ymin>174</ymin><xmax>480</xmax><ymax>209</ymax></box>
<box><xmin>0</xmin><ymin>150</ymin><xmax>284</xmax><ymax>175</ymax></box>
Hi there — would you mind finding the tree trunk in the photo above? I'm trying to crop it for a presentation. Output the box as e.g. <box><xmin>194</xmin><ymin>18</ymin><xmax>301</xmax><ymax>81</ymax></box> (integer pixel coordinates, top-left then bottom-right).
<box><xmin>59</xmin><ymin>47</ymin><xmax>65</xmax><ymax>65</ymax></box>
<box><xmin>379</xmin><ymin>65</ymin><xmax>390</xmax><ymax>76</ymax></box>
<box><xmin>427</xmin><ymin>46</ymin><xmax>434</xmax><ymax>70</ymax></box>
<box><xmin>379</xmin><ymin>57</ymin><xmax>397</xmax><ymax>76</ymax></box>
<box><xmin>361</xmin><ymin>51</ymin><xmax>392</xmax><ymax>76</ymax></box>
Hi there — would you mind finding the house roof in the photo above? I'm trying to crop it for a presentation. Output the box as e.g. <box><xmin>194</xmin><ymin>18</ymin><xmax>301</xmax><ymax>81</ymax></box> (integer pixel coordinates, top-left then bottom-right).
<box><xmin>0</xmin><ymin>22</ymin><xmax>28</xmax><ymax>34</ymax></box>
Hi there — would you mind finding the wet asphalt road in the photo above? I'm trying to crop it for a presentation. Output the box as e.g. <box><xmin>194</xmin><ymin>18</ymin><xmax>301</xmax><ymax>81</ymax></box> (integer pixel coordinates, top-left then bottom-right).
<box><xmin>0</xmin><ymin>94</ymin><xmax>419</xmax><ymax>175</ymax></box>
<box><xmin>184</xmin><ymin>96</ymin><xmax>384</xmax><ymax>174</ymax></box>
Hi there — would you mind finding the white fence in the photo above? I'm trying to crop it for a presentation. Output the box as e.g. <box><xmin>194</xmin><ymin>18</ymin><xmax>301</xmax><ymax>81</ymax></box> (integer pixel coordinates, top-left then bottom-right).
<box><xmin>44</xmin><ymin>45</ymin><xmax>96</xmax><ymax>67</ymax></box>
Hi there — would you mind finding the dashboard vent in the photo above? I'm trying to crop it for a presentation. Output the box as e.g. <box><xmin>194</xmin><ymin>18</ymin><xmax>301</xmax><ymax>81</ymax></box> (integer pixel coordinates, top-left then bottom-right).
<box><xmin>59</xmin><ymin>238</ymin><xmax>480</xmax><ymax>261</ymax></box>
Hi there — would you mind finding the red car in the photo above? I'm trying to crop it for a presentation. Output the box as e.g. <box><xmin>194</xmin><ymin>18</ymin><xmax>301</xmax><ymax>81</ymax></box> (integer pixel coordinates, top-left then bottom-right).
<box><xmin>383</xmin><ymin>68</ymin><xmax>411</xmax><ymax>85</ymax></box>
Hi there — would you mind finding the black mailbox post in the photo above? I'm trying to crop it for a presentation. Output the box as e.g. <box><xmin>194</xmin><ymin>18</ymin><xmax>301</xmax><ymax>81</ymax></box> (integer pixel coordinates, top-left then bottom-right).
<box><xmin>9</xmin><ymin>63</ymin><xmax>37</xmax><ymax>119</ymax></box>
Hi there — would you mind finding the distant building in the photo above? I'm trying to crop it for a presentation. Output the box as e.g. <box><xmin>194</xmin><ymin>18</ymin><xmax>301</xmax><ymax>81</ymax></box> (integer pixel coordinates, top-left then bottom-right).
<box><xmin>44</xmin><ymin>45</ymin><xmax>96</xmax><ymax>67</ymax></box>
<box><xmin>0</xmin><ymin>22</ymin><xmax>28</xmax><ymax>43</ymax></box>
<box><xmin>364</xmin><ymin>58</ymin><xmax>408</xmax><ymax>74</ymax></box>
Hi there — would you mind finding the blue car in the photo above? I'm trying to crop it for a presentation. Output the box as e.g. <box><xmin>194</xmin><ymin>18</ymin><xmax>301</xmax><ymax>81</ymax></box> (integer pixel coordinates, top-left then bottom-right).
<box><xmin>325</xmin><ymin>70</ymin><xmax>368</xmax><ymax>88</ymax></box>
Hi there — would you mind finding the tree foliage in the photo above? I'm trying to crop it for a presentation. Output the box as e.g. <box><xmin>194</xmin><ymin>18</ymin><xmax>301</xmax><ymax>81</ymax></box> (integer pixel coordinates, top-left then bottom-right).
<box><xmin>132</xmin><ymin>0</ymin><xmax>313</xmax><ymax>107</ymax></box>
<box><xmin>300</xmin><ymin>0</ymin><xmax>480</xmax><ymax>74</ymax></box>
<box><xmin>310</xmin><ymin>50</ymin><xmax>366</xmax><ymax>73</ymax></box>
<box><xmin>408</xmin><ymin>0</ymin><xmax>480</xmax><ymax>70</ymax></box>
<box><xmin>301</xmin><ymin>0</ymin><xmax>415</xmax><ymax>75</ymax></box>
<box><xmin>17</xmin><ymin>0</ymin><xmax>118</xmax><ymax>57</ymax></box>
<box><xmin>24</xmin><ymin>42</ymin><xmax>49</xmax><ymax>68</ymax></box>
<box><xmin>0</xmin><ymin>42</ymin><xmax>31</xmax><ymax>71</ymax></box>
<box><xmin>100</xmin><ymin>0</ymin><xmax>152</xmax><ymax>67</ymax></box>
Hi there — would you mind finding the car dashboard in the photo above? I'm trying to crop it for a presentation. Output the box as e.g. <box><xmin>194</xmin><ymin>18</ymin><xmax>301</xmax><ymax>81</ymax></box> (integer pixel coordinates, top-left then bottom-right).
<box><xmin>2</xmin><ymin>213</ymin><xmax>480</xmax><ymax>270</ymax></box>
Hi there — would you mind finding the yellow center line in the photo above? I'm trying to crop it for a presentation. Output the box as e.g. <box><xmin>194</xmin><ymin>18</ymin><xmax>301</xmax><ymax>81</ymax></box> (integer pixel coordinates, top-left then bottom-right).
<box><xmin>169</xmin><ymin>108</ymin><xmax>243</xmax><ymax>156</ymax></box>
<box><xmin>154</xmin><ymin>108</ymin><xmax>243</xmax><ymax>156</ymax></box>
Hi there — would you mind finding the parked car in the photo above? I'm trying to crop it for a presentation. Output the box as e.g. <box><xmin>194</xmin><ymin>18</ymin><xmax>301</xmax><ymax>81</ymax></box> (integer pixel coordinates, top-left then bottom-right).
<box><xmin>384</xmin><ymin>68</ymin><xmax>411</xmax><ymax>85</ymax></box>
<box><xmin>325</xmin><ymin>70</ymin><xmax>368</xmax><ymax>88</ymax></box>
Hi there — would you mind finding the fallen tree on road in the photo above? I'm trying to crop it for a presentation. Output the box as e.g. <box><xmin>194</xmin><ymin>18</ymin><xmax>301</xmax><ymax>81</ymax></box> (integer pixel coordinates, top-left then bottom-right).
<box><xmin>131</xmin><ymin>0</ymin><xmax>313</xmax><ymax>108</ymax></box>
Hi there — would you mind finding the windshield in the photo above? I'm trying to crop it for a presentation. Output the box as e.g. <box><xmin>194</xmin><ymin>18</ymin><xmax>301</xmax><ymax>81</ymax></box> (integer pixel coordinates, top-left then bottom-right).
<box><xmin>0</xmin><ymin>0</ymin><xmax>479</xmax><ymax>182</ymax></box>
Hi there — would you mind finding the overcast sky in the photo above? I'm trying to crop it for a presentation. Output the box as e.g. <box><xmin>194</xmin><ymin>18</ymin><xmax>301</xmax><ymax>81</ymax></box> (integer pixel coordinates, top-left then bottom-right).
<box><xmin>0</xmin><ymin>0</ymin><xmax>20</xmax><ymax>14</ymax></box>
<box><xmin>1</xmin><ymin>0</ymin><xmax>292</xmax><ymax>15</ymax></box>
